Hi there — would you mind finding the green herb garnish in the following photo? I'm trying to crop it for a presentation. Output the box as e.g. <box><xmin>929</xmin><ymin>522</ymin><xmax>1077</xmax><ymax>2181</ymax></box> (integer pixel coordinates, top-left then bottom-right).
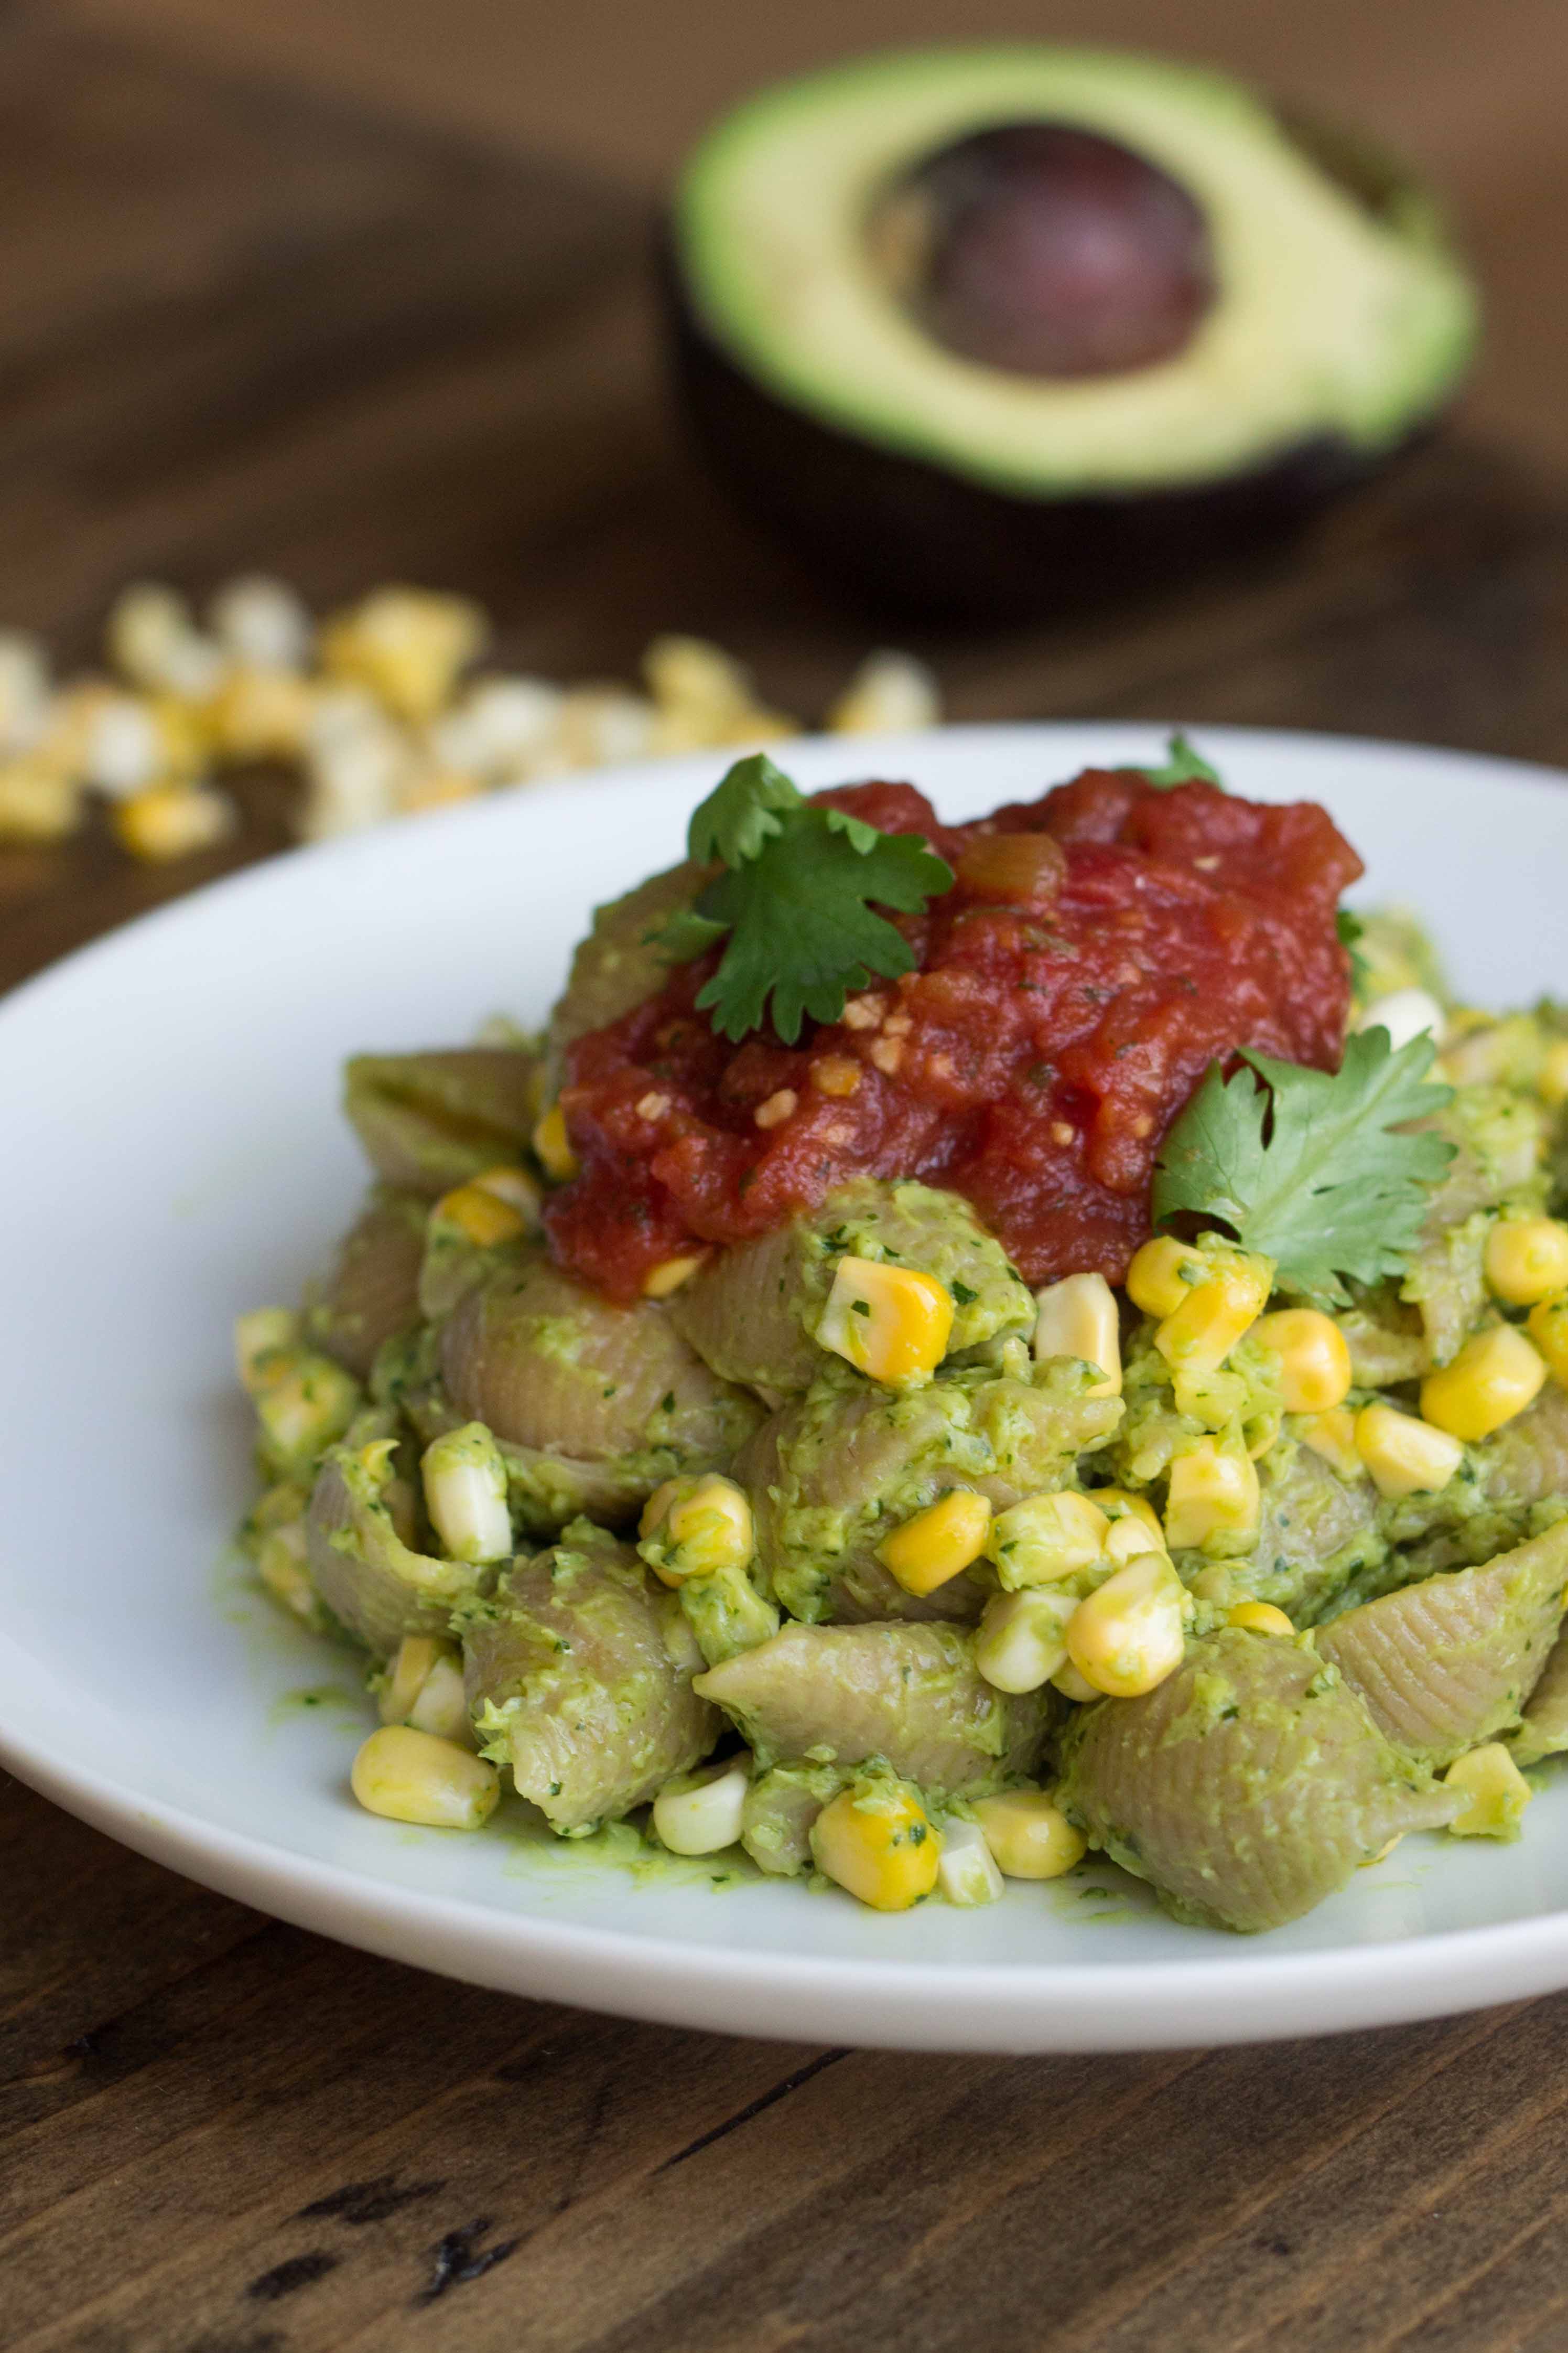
<box><xmin>657</xmin><ymin>752</ymin><xmax>954</xmax><ymax>1044</ymax></box>
<box><xmin>1152</xmin><ymin>1027</ymin><xmax>1455</xmax><ymax>1306</ymax></box>
<box><xmin>1134</xmin><ymin>732</ymin><xmax>1223</xmax><ymax>789</ymax></box>
<box><xmin>1337</xmin><ymin>907</ymin><xmax>1372</xmax><ymax>999</ymax></box>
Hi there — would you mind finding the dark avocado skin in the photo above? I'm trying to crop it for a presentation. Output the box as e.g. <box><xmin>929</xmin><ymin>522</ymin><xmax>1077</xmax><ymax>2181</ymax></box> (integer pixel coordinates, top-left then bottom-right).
<box><xmin>661</xmin><ymin>234</ymin><xmax>1428</xmax><ymax>626</ymax></box>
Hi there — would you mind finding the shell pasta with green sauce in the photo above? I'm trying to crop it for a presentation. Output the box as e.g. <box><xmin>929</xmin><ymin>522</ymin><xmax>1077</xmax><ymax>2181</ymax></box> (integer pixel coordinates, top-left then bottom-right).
<box><xmin>236</xmin><ymin>744</ymin><xmax>1568</xmax><ymax>1930</ymax></box>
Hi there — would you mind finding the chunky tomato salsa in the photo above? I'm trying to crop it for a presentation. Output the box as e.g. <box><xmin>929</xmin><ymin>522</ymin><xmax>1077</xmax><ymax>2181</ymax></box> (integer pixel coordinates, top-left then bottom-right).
<box><xmin>546</xmin><ymin>770</ymin><xmax>1362</xmax><ymax>1302</ymax></box>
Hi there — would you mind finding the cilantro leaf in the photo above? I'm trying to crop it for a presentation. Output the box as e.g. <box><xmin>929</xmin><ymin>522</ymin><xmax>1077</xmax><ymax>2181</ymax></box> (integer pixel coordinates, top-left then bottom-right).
<box><xmin>1337</xmin><ymin>907</ymin><xmax>1372</xmax><ymax>1000</ymax></box>
<box><xmin>694</xmin><ymin>815</ymin><xmax>951</xmax><ymax>1044</ymax></box>
<box><xmin>686</xmin><ymin>751</ymin><xmax>802</xmax><ymax>866</ymax></box>
<box><xmin>1151</xmin><ymin>1027</ymin><xmax>1456</xmax><ymax>1306</ymax></box>
<box><xmin>1136</xmin><ymin>732</ymin><xmax>1223</xmax><ymax>790</ymax></box>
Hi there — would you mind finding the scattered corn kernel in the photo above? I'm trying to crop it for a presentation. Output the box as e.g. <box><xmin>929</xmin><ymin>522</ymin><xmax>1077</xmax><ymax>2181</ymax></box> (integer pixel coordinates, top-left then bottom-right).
<box><xmin>114</xmin><ymin>781</ymin><xmax>235</xmax><ymax>862</ymax></box>
<box><xmin>827</xmin><ymin>650</ymin><xmax>939</xmax><ymax>736</ymax></box>
<box><xmin>1527</xmin><ymin>1295</ymin><xmax>1568</xmax><ymax>1386</ymax></box>
<box><xmin>0</xmin><ymin>758</ymin><xmax>82</xmax><ymax>842</ymax></box>
<box><xmin>320</xmin><ymin>586</ymin><xmax>486</xmax><ymax>724</ymax></box>
<box><xmin>470</xmin><ymin>1165</ymin><xmax>543</xmax><ymax>1222</ymax></box>
<box><xmin>1300</xmin><ymin>1406</ymin><xmax>1366</xmax><ymax>1482</ymax></box>
<box><xmin>350</xmin><ymin>1725</ymin><xmax>499</xmax><ymax>1830</ymax></box>
<box><xmin>421</xmin><ymin>1424</ymin><xmax>513</xmax><ymax>1564</ymax></box>
<box><xmin>0</xmin><ymin>630</ymin><xmax>49</xmax><ymax>751</ymax></box>
<box><xmin>972</xmin><ymin>1790</ymin><xmax>1086</xmax><ymax>1880</ymax></box>
<box><xmin>987</xmin><ymin>1489</ymin><xmax>1109</xmax><ymax>1589</ymax></box>
<box><xmin>1444</xmin><ymin>1742</ymin><xmax>1532</xmax><ymax>1840</ymax></box>
<box><xmin>1051</xmin><ymin>1661</ymin><xmax>1100</xmax><ymax>1705</ymax></box>
<box><xmin>1485</xmin><ymin>1218</ymin><xmax>1568</xmax><ymax>1308</ymax></box>
<box><xmin>935</xmin><ymin>1814</ymin><xmax>1004</xmax><ymax>1906</ymax></box>
<box><xmin>108</xmin><ymin>583</ymin><xmax>224</xmax><ymax>697</ymax></box>
<box><xmin>1126</xmin><ymin>1235</ymin><xmax>1207</xmax><ymax>1320</ymax></box>
<box><xmin>1227</xmin><ymin>1601</ymin><xmax>1296</xmax><ymax>1638</ymax></box>
<box><xmin>1163</xmin><ymin>1438</ymin><xmax>1261</xmax><ymax>1553</ymax></box>
<box><xmin>878</xmin><ymin>1489</ymin><xmax>992</xmax><ymax>1596</ymax></box>
<box><xmin>1420</xmin><ymin>1325</ymin><xmax>1547</xmax><ymax>1442</ymax></box>
<box><xmin>1066</xmin><ymin>1553</ymin><xmax>1187</xmax><ymax>1698</ymax></box>
<box><xmin>1354</xmin><ymin>1403</ymin><xmax>1464</xmax><ymax>1498</ymax></box>
<box><xmin>811</xmin><ymin>1055</ymin><xmax>861</xmax><ymax>1098</ymax></box>
<box><xmin>1154</xmin><ymin>1247</ymin><xmax>1274</xmax><ymax>1382</ymax></box>
<box><xmin>810</xmin><ymin>1778</ymin><xmax>940</xmax><ymax>1911</ymax></box>
<box><xmin>639</xmin><ymin>1473</ymin><xmax>754</xmax><ymax>1584</ymax></box>
<box><xmin>974</xmin><ymin>1588</ymin><xmax>1076</xmax><ymax>1693</ymax></box>
<box><xmin>1032</xmin><ymin>1271</ymin><xmax>1121</xmax><ymax>1396</ymax></box>
<box><xmin>815</xmin><ymin>1254</ymin><xmax>954</xmax><ymax>1388</ymax></box>
<box><xmin>652</xmin><ymin>1755</ymin><xmax>751</xmax><ymax>1855</ymax></box>
<box><xmin>642</xmin><ymin>1250</ymin><xmax>708</xmax><ymax>1299</ymax></box>
<box><xmin>432</xmin><ymin>1180</ymin><xmax>528</xmax><ymax>1250</ymax></box>
<box><xmin>209</xmin><ymin>574</ymin><xmax>312</xmax><ymax>672</ymax></box>
<box><xmin>1252</xmin><ymin>1309</ymin><xmax>1352</xmax><ymax>1414</ymax></box>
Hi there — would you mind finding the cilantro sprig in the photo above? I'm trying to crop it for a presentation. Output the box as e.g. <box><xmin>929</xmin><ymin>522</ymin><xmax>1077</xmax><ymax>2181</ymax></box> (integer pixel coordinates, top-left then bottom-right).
<box><xmin>1151</xmin><ymin>1027</ymin><xmax>1455</xmax><ymax>1306</ymax></box>
<box><xmin>1134</xmin><ymin>732</ymin><xmax>1223</xmax><ymax>789</ymax></box>
<box><xmin>656</xmin><ymin>753</ymin><xmax>954</xmax><ymax>1045</ymax></box>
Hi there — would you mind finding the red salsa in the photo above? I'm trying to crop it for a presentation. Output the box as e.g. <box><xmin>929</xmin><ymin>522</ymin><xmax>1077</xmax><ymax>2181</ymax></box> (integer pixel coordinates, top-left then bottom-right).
<box><xmin>545</xmin><ymin>770</ymin><xmax>1362</xmax><ymax>1302</ymax></box>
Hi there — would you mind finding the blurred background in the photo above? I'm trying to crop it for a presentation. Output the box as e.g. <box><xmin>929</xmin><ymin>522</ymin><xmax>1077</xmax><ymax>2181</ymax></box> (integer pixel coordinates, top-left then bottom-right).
<box><xmin>4</xmin><ymin>0</ymin><xmax>1568</xmax><ymax>981</ymax></box>
<box><xmin>70</xmin><ymin>0</ymin><xmax>1568</xmax><ymax>467</ymax></box>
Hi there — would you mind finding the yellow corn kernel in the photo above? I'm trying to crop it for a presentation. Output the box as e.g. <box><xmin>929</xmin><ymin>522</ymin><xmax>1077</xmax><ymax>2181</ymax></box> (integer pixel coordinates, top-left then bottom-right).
<box><xmin>252</xmin><ymin>1348</ymin><xmax>362</xmax><ymax>1471</ymax></box>
<box><xmin>432</xmin><ymin>1180</ymin><xmax>528</xmax><ymax>1249</ymax></box>
<box><xmin>1154</xmin><ymin>1249</ymin><xmax>1274</xmax><ymax>1382</ymax></box>
<box><xmin>1252</xmin><ymin>1308</ymin><xmax>1353</xmax><ymax>1413</ymax></box>
<box><xmin>1066</xmin><ymin>1553</ymin><xmax>1187</xmax><ymax>1698</ymax></box>
<box><xmin>1163</xmin><ymin>1438</ymin><xmax>1261</xmax><ymax>1553</ymax></box>
<box><xmin>974</xmin><ymin>1588</ymin><xmax>1076</xmax><ymax>1693</ymax></box>
<box><xmin>209</xmin><ymin>664</ymin><xmax>316</xmax><ymax>760</ymax></box>
<box><xmin>1052</xmin><ymin>1661</ymin><xmax>1100</xmax><ymax>1704</ymax></box>
<box><xmin>532</xmin><ymin>1101</ymin><xmax>577</xmax><ymax>1182</ymax></box>
<box><xmin>815</xmin><ymin>1255</ymin><xmax>954</xmax><ymax>1388</ymax></box>
<box><xmin>114</xmin><ymin>781</ymin><xmax>236</xmax><ymax>862</ymax></box>
<box><xmin>639</xmin><ymin>1473</ymin><xmax>754</xmax><ymax>1584</ymax></box>
<box><xmin>0</xmin><ymin>758</ymin><xmax>82</xmax><ymax>842</ymax></box>
<box><xmin>350</xmin><ymin>1725</ymin><xmax>498</xmax><ymax>1830</ymax></box>
<box><xmin>1485</xmin><ymin>1217</ymin><xmax>1568</xmax><ymax>1308</ymax></box>
<box><xmin>1527</xmin><ymin>1295</ymin><xmax>1568</xmax><ymax>1385</ymax></box>
<box><xmin>642</xmin><ymin>1250</ymin><xmax>709</xmax><ymax>1299</ymax></box>
<box><xmin>1354</xmin><ymin>1403</ymin><xmax>1464</xmax><ymax>1498</ymax></box>
<box><xmin>935</xmin><ymin>1815</ymin><xmax>1004</xmax><ymax>1906</ymax></box>
<box><xmin>378</xmin><ymin>1634</ymin><xmax>471</xmax><ymax>1742</ymax></box>
<box><xmin>828</xmin><ymin>650</ymin><xmax>940</xmax><ymax>736</ymax></box>
<box><xmin>1096</xmin><ymin>1490</ymin><xmax>1169</xmax><ymax>1565</ymax></box>
<box><xmin>810</xmin><ymin>1778</ymin><xmax>940</xmax><ymax>1911</ymax></box>
<box><xmin>653</xmin><ymin>1754</ymin><xmax>752</xmax><ymax>1854</ymax></box>
<box><xmin>1444</xmin><ymin>1742</ymin><xmax>1531</xmax><ymax>1840</ymax></box>
<box><xmin>470</xmin><ymin>1164</ymin><xmax>543</xmax><ymax>1221</ymax></box>
<box><xmin>421</xmin><ymin>1423</ymin><xmax>513</xmax><ymax>1563</ymax></box>
<box><xmin>1031</xmin><ymin>1271</ymin><xmax>1122</xmax><ymax>1396</ymax></box>
<box><xmin>255</xmin><ymin>1521</ymin><xmax>316</xmax><ymax>1623</ymax></box>
<box><xmin>1300</xmin><ymin>1406</ymin><xmax>1366</xmax><ymax>1483</ymax></box>
<box><xmin>972</xmin><ymin>1790</ymin><xmax>1087</xmax><ymax>1880</ymax></box>
<box><xmin>1126</xmin><ymin>1235</ymin><xmax>1206</xmax><ymax>1320</ymax></box>
<box><xmin>878</xmin><ymin>1489</ymin><xmax>992</xmax><ymax>1596</ymax></box>
<box><xmin>1227</xmin><ymin>1601</ymin><xmax>1296</xmax><ymax>1638</ymax></box>
<box><xmin>1420</xmin><ymin>1325</ymin><xmax>1547</xmax><ymax>1443</ymax></box>
<box><xmin>986</xmin><ymin>1489</ymin><xmax>1108</xmax><ymax>1589</ymax></box>
<box><xmin>234</xmin><ymin>1305</ymin><xmax>301</xmax><ymax>1392</ymax></box>
<box><xmin>320</xmin><ymin>587</ymin><xmax>486</xmax><ymax>724</ymax></box>
<box><xmin>1539</xmin><ymin>1039</ymin><xmax>1568</xmax><ymax>1110</ymax></box>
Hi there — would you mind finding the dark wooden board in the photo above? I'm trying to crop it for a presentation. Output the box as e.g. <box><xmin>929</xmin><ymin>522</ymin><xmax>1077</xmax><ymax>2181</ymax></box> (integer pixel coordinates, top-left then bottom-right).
<box><xmin>5</xmin><ymin>13</ymin><xmax>1568</xmax><ymax>2348</ymax></box>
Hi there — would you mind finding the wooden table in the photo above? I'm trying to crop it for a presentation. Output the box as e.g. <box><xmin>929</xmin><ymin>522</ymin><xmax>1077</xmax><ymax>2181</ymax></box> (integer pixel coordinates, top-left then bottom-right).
<box><xmin>7</xmin><ymin>16</ymin><xmax>1568</xmax><ymax>2347</ymax></box>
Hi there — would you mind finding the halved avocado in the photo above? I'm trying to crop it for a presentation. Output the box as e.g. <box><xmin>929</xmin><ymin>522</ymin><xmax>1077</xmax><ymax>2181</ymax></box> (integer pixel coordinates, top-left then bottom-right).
<box><xmin>662</xmin><ymin>48</ymin><xmax>1479</xmax><ymax>619</ymax></box>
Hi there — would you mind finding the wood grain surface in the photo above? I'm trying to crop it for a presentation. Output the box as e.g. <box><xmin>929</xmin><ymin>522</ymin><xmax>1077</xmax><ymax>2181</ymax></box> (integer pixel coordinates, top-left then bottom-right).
<box><xmin>5</xmin><ymin>12</ymin><xmax>1568</xmax><ymax>2348</ymax></box>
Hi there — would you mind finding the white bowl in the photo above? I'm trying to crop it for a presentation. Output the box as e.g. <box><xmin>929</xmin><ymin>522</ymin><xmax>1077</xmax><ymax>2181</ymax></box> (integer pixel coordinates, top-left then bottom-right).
<box><xmin>4</xmin><ymin>722</ymin><xmax>1567</xmax><ymax>2052</ymax></box>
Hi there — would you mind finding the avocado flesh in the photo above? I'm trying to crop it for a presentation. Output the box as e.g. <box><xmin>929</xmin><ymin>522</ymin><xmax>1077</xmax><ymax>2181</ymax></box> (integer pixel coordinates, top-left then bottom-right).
<box><xmin>666</xmin><ymin>48</ymin><xmax>1477</xmax><ymax>617</ymax></box>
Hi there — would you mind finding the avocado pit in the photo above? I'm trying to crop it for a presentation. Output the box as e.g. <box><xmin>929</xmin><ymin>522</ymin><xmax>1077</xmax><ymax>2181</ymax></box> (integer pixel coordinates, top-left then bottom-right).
<box><xmin>868</xmin><ymin>123</ymin><xmax>1215</xmax><ymax>380</ymax></box>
